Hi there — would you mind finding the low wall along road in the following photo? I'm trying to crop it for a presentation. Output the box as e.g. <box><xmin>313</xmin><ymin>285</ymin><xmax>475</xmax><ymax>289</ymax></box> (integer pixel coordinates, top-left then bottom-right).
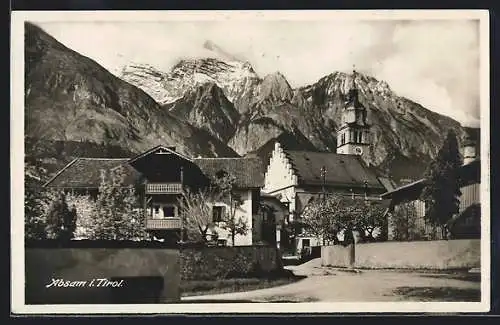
<box><xmin>321</xmin><ymin>239</ymin><xmax>480</xmax><ymax>270</ymax></box>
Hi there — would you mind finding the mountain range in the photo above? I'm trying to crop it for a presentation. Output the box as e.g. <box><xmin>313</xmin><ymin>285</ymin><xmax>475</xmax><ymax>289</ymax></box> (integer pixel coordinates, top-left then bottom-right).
<box><xmin>24</xmin><ymin>22</ymin><xmax>466</xmax><ymax>186</ymax></box>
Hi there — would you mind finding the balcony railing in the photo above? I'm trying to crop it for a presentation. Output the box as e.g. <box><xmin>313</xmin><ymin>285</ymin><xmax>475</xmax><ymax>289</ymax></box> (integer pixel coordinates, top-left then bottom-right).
<box><xmin>145</xmin><ymin>183</ymin><xmax>183</xmax><ymax>194</ymax></box>
<box><xmin>145</xmin><ymin>218</ymin><xmax>182</xmax><ymax>230</ymax></box>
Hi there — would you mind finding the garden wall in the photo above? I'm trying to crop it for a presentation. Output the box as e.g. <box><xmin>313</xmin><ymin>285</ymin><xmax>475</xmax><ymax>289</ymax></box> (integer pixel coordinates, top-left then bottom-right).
<box><xmin>180</xmin><ymin>245</ymin><xmax>283</xmax><ymax>280</ymax></box>
<box><xmin>25</xmin><ymin>241</ymin><xmax>180</xmax><ymax>304</ymax></box>
<box><xmin>321</xmin><ymin>239</ymin><xmax>480</xmax><ymax>270</ymax></box>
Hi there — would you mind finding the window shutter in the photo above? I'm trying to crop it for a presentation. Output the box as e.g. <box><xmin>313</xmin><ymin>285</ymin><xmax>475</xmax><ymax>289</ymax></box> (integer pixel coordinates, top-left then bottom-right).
<box><xmin>221</xmin><ymin>206</ymin><xmax>227</xmax><ymax>221</ymax></box>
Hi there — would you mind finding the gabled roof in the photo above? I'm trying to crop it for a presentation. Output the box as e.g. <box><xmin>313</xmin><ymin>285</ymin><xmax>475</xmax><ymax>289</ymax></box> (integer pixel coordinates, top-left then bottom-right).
<box><xmin>380</xmin><ymin>179</ymin><xmax>427</xmax><ymax>200</ymax></box>
<box><xmin>377</xmin><ymin>177</ymin><xmax>399</xmax><ymax>192</ymax></box>
<box><xmin>283</xmin><ymin>150</ymin><xmax>385</xmax><ymax>189</ymax></box>
<box><xmin>43</xmin><ymin>158</ymin><xmax>141</xmax><ymax>188</ymax></box>
<box><xmin>193</xmin><ymin>157</ymin><xmax>264</xmax><ymax>189</ymax></box>
<box><xmin>128</xmin><ymin>144</ymin><xmax>192</xmax><ymax>165</ymax></box>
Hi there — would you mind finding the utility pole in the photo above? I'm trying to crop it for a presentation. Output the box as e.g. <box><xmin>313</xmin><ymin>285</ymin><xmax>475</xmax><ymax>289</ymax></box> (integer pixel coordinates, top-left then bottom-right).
<box><xmin>321</xmin><ymin>166</ymin><xmax>327</xmax><ymax>203</ymax></box>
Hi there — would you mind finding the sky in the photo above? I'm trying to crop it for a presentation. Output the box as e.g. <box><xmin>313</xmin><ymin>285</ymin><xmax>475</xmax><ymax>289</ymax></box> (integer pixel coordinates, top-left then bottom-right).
<box><xmin>37</xmin><ymin>19</ymin><xmax>480</xmax><ymax>127</ymax></box>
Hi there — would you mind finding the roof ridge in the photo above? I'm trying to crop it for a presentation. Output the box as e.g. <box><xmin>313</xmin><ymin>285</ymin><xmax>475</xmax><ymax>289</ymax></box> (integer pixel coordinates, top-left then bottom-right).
<box><xmin>129</xmin><ymin>145</ymin><xmax>193</xmax><ymax>163</ymax></box>
<box><xmin>284</xmin><ymin>149</ymin><xmax>356</xmax><ymax>156</ymax></box>
<box><xmin>194</xmin><ymin>157</ymin><xmax>254</xmax><ymax>160</ymax></box>
<box><xmin>42</xmin><ymin>158</ymin><xmax>80</xmax><ymax>187</ymax></box>
<box><xmin>77</xmin><ymin>157</ymin><xmax>131</xmax><ymax>160</ymax></box>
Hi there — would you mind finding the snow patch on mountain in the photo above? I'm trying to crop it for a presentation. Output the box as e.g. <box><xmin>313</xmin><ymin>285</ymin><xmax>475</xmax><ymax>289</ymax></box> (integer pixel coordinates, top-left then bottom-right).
<box><xmin>120</xmin><ymin>57</ymin><xmax>261</xmax><ymax>105</ymax></box>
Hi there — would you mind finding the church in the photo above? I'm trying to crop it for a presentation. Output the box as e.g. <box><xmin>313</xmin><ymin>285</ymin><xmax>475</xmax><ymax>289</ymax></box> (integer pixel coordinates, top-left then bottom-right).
<box><xmin>262</xmin><ymin>71</ymin><xmax>394</xmax><ymax>253</ymax></box>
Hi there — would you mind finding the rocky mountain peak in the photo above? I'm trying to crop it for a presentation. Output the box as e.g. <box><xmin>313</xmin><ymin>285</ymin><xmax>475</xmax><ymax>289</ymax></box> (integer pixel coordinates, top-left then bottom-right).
<box><xmin>120</xmin><ymin>56</ymin><xmax>261</xmax><ymax>106</ymax></box>
<box><xmin>166</xmin><ymin>81</ymin><xmax>240</xmax><ymax>143</ymax></box>
<box><xmin>257</xmin><ymin>71</ymin><xmax>294</xmax><ymax>103</ymax></box>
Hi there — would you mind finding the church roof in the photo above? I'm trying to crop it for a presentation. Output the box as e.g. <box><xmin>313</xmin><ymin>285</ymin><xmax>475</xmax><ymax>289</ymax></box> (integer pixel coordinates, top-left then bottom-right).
<box><xmin>283</xmin><ymin>150</ymin><xmax>385</xmax><ymax>189</ymax></box>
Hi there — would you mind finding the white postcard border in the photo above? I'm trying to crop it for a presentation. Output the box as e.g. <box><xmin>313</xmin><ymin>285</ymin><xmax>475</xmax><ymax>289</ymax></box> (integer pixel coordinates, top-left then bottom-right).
<box><xmin>11</xmin><ymin>9</ymin><xmax>491</xmax><ymax>314</ymax></box>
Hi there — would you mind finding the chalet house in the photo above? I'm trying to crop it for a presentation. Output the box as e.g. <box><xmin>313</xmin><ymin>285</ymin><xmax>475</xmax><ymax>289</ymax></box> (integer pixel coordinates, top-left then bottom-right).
<box><xmin>43</xmin><ymin>145</ymin><xmax>279</xmax><ymax>246</ymax></box>
<box><xmin>262</xmin><ymin>71</ymin><xmax>394</xmax><ymax>253</ymax></box>
<box><xmin>381</xmin><ymin>128</ymin><xmax>481</xmax><ymax>240</ymax></box>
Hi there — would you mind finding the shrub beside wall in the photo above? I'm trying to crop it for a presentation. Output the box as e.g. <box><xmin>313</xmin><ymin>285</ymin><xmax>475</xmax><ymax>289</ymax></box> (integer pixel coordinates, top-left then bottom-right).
<box><xmin>321</xmin><ymin>239</ymin><xmax>480</xmax><ymax>270</ymax></box>
<box><xmin>180</xmin><ymin>245</ymin><xmax>283</xmax><ymax>280</ymax></box>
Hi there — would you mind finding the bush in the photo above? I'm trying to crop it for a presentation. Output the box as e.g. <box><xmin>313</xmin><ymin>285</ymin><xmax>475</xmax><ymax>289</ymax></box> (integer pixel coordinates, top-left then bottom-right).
<box><xmin>25</xmin><ymin>187</ymin><xmax>49</xmax><ymax>240</ymax></box>
<box><xmin>89</xmin><ymin>166</ymin><xmax>149</xmax><ymax>240</ymax></box>
<box><xmin>448</xmin><ymin>204</ymin><xmax>481</xmax><ymax>239</ymax></box>
<box><xmin>45</xmin><ymin>192</ymin><xmax>77</xmax><ymax>241</ymax></box>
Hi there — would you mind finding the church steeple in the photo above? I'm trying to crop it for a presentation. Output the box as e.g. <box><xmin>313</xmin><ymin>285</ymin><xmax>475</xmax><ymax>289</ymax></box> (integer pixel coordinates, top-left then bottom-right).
<box><xmin>347</xmin><ymin>67</ymin><xmax>359</xmax><ymax>103</ymax></box>
<box><xmin>336</xmin><ymin>67</ymin><xmax>371</xmax><ymax>156</ymax></box>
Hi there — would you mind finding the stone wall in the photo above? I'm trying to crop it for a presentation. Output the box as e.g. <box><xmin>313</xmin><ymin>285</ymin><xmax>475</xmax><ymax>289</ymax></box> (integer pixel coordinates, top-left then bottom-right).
<box><xmin>180</xmin><ymin>245</ymin><xmax>283</xmax><ymax>280</ymax></box>
<box><xmin>25</xmin><ymin>244</ymin><xmax>180</xmax><ymax>304</ymax></box>
<box><xmin>321</xmin><ymin>239</ymin><xmax>480</xmax><ymax>270</ymax></box>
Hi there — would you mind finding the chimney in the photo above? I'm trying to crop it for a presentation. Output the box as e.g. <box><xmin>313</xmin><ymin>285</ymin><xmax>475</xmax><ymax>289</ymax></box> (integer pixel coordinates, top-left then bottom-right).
<box><xmin>462</xmin><ymin>128</ymin><xmax>479</xmax><ymax>165</ymax></box>
<box><xmin>463</xmin><ymin>140</ymin><xmax>477</xmax><ymax>165</ymax></box>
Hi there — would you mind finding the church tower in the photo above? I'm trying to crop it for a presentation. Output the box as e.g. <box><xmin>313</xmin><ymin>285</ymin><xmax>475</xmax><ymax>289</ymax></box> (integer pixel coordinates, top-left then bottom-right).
<box><xmin>336</xmin><ymin>69</ymin><xmax>371</xmax><ymax>156</ymax></box>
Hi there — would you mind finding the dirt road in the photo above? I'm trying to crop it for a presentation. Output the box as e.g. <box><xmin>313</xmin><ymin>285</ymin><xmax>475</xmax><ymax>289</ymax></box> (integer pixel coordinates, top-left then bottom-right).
<box><xmin>181</xmin><ymin>259</ymin><xmax>481</xmax><ymax>303</ymax></box>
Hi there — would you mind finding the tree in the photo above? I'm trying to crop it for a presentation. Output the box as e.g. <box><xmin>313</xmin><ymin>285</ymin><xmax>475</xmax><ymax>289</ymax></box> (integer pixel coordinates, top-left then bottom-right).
<box><xmin>389</xmin><ymin>201</ymin><xmax>425</xmax><ymax>241</ymax></box>
<box><xmin>211</xmin><ymin>172</ymin><xmax>249</xmax><ymax>246</ymax></box>
<box><xmin>420</xmin><ymin>129</ymin><xmax>463</xmax><ymax>238</ymax></box>
<box><xmin>45</xmin><ymin>192</ymin><xmax>77</xmax><ymax>241</ymax></box>
<box><xmin>301</xmin><ymin>194</ymin><xmax>387</xmax><ymax>245</ymax></box>
<box><xmin>89</xmin><ymin>165</ymin><xmax>149</xmax><ymax>240</ymax></box>
<box><xmin>65</xmin><ymin>192</ymin><xmax>96</xmax><ymax>240</ymax></box>
<box><xmin>25</xmin><ymin>187</ymin><xmax>49</xmax><ymax>240</ymax></box>
<box><xmin>177</xmin><ymin>188</ymin><xmax>216</xmax><ymax>244</ymax></box>
<box><xmin>356</xmin><ymin>200</ymin><xmax>388</xmax><ymax>242</ymax></box>
<box><xmin>301</xmin><ymin>198</ymin><xmax>337</xmax><ymax>245</ymax></box>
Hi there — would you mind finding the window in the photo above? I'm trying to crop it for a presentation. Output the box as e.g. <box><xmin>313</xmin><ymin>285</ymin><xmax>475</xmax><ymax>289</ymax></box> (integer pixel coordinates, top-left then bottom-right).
<box><xmin>217</xmin><ymin>239</ymin><xmax>227</xmax><ymax>247</ymax></box>
<box><xmin>152</xmin><ymin>204</ymin><xmax>176</xmax><ymax>219</ymax></box>
<box><xmin>212</xmin><ymin>206</ymin><xmax>225</xmax><ymax>222</ymax></box>
<box><xmin>341</xmin><ymin>133</ymin><xmax>345</xmax><ymax>145</ymax></box>
<box><xmin>302</xmin><ymin>239</ymin><xmax>311</xmax><ymax>247</ymax></box>
<box><xmin>353</xmin><ymin>131</ymin><xmax>361</xmax><ymax>143</ymax></box>
<box><xmin>163</xmin><ymin>206</ymin><xmax>176</xmax><ymax>218</ymax></box>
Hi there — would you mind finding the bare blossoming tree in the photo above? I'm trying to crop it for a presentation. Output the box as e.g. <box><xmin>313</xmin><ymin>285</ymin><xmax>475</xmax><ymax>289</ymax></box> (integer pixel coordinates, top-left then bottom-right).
<box><xmin>302</xmin><ymin>194</ymin><xmax>387</xmax><ymax>245</ymax></box>
<box><xmin>177</xmin><ymin>188</ymin><xmax>216</xmax><ymax>244</ymax></box>
<box><xmin>211</xmin><ymin>172</ymin><xmax>248</xmax><ymax>246</ymax></box>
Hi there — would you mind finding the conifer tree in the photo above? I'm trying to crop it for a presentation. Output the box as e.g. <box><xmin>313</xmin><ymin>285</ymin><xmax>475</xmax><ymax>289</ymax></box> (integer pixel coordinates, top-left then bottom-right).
<box><xmin>25</xmin><ymin>187</ymin><xmax>48</xmax><ymax>240</ymax></box>
<box><xmin>45</xmin><ymin>191</ymin><xmax>77</xmax><ymax>241</ymax></box>
<box><xmin>420</xmin><ymin>129</ymin><xmax>463</xmax><ymax>238</ymax></box>
<box><xmin>90</xmin><ymin>166</ymin><xmax>149</xmax><ymax>240</ymax></box>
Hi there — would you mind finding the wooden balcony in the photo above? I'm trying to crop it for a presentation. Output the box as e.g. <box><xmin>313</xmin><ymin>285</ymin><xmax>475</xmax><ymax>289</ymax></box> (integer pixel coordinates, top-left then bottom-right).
<box><xmin>145</xmin><ymin>218</ymin><xmax>182</xmax><ymax>230</ymax></box>
<box><xmin>145</xmin><ymin>183</ymin><xmax>183</xmax><ymax>194</ymax></box>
